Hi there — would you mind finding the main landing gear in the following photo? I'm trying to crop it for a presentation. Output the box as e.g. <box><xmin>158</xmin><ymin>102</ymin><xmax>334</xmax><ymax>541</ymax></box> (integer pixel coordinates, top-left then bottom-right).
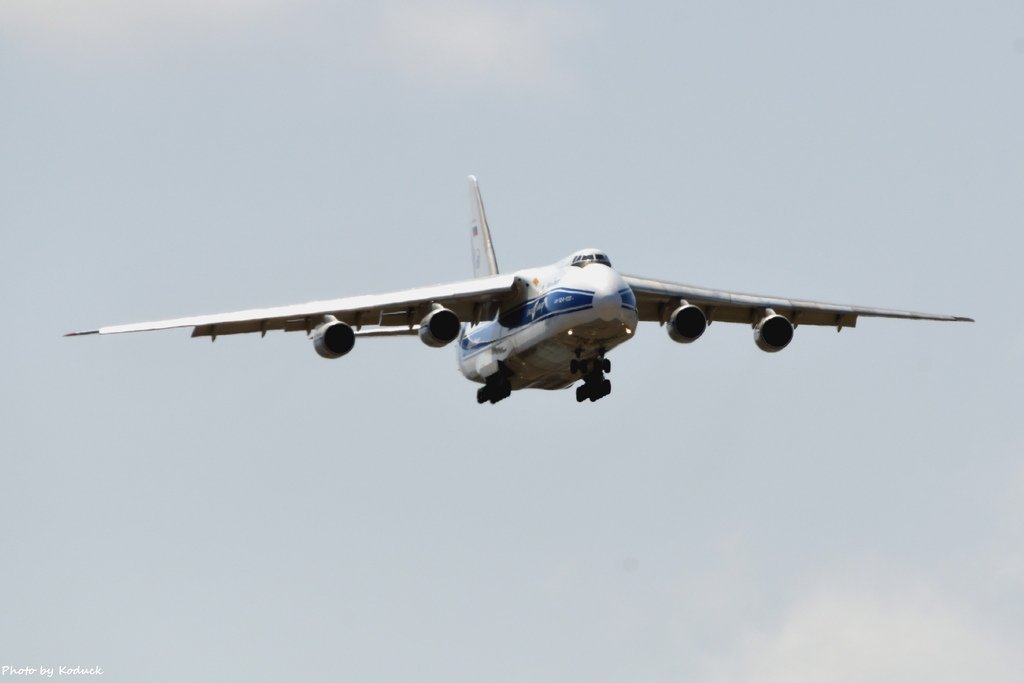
<box><xmin>477</xmin><ymin>363</ymin><xmax>513</xmax><ymax>405</ymax></box>
<box><xmin>572</xmin><ymin>351</ymin><xmax>612</xmax><ymax>402</ymax></box>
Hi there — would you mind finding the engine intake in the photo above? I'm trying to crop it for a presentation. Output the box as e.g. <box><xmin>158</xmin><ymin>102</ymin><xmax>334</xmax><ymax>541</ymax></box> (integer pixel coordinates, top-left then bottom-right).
<box><xmin>312</xmin><ymin>317</ymin><xmax>355</xmax><ymax>359</ymax></box>
<box><xmin>418</xmin><ymin>306</ymin><xmax>461</xmax><ymax>348</ymax></box>
<box><xmin>667</xmin><ymin>304</ymin><xmax>707</xmax><ymax>343</ymax></box>
<box><xmin>754</xmin><ymin>312</ymin><xmax>794</xmax><ymax>352</ymax></box>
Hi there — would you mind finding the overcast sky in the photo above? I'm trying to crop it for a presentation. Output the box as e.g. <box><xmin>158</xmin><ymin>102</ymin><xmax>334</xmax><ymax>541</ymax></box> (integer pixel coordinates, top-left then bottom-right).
<box><xmin>2</xmin><ymin>1</ymin><xmax>1022</xmax><ymax>681</ymax></box>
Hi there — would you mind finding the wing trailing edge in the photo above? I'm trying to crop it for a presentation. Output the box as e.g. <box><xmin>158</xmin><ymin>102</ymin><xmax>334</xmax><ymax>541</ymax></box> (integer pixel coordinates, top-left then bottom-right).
<box><xmin>66</xmin><ymin>274</ymin><xmax>521</xmax><ymax>339</ymax></box>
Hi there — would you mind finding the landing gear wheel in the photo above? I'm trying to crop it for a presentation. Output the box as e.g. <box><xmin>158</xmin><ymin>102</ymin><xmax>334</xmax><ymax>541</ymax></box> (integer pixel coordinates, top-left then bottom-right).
<box><xmin>490</xmin><ymin>380</ymin><xmax>511</xmax><ymax>404</ymax></box>
<box><xmin>572</xmin><ymin>353</ymin><xmax>613</xmax><ymax>403</ymax></box>
<box><xmin>576</xmin><ymin>375</ymin><xmax>612</xmax><ymax>403</ymax></box>
<box><xmin>477</xmin><ymin>362</ymin><xmax>514</xmax><ymax>405</ymax></box>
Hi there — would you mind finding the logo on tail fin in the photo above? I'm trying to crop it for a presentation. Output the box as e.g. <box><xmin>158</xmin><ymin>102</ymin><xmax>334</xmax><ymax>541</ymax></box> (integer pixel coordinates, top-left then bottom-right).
<box><xmin>468</xmin><ymin>176</ymin><xmax>499</xmax><ymax>278</ymax></box>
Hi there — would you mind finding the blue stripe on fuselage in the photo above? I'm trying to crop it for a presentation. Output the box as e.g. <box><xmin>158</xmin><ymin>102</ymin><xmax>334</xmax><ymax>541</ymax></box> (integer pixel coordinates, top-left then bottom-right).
<box><xmin>497</xmin><ymin>287</ymin><xmax>595</xmax><ymax>329</ymax></box>
<box><xmin>459</xmin><ymin>286</ymin><xmax>637</xmax><ymax>358</ymax></box>
<box><xmin>619</xmin><ymin>286</ymin><xmax>637</xmax><ymax>310</ymax></box>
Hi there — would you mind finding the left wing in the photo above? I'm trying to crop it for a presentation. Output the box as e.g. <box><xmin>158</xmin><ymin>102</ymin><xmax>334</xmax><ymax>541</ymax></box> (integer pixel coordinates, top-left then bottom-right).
<box><xmin>622</xmin><ymin>274</ymin><xmax>973</xmax><ymax>328</ymax></box>
<box><xmin>66</xmin><ymin>274</ymin><xmax>521</xmax><ymax>339</ymax></box>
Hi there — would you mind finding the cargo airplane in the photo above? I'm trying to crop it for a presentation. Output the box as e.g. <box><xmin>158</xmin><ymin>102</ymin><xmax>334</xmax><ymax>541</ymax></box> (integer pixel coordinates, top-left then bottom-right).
<box><xmin>67</xmin><ymin>177</ymin><xmax>973</xmax><ymax>404</ymax></box>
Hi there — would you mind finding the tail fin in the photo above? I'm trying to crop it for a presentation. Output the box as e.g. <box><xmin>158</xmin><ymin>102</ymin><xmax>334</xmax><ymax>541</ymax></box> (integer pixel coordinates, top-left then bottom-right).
<box><xmin>468</xmin><ymin>175</ymin><xmax>499</xmax><ymax>278</ymax></box>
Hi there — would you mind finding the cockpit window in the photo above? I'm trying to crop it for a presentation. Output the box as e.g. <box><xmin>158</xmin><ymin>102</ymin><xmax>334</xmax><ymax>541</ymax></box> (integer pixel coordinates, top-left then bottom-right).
<box><xmin>571</xmin><ymin>253</ymin><xmax>612</xmax><ymax>268</ymax></box>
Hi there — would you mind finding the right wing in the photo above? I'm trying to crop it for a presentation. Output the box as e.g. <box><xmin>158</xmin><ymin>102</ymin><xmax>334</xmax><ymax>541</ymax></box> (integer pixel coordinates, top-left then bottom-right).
<box><xmin>66</xmin><ymin>274</ymin><xmax>521</xmax><ymax>339</ymax></box>
<box><xmin>622</xmin><ymin>274</ymin><xmax>973</xmax><ymax>328</ymax></box>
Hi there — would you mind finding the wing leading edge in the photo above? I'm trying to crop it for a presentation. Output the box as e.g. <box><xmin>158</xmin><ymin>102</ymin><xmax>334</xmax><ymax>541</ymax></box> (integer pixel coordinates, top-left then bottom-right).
<box><xmin>622</xmin><ymin>275</ymin><xmax>973</xmax><ymax>328</ymax></box>
<box><xmin>66</xmin><ymin>274</ymin><xmax>521</xmax><ymax>339</ymax></box>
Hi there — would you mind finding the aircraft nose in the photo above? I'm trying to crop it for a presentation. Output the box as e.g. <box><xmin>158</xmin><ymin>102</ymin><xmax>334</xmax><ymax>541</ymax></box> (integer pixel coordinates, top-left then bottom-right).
<box><xmin>588</xmin><ymin>266</ymin><xmax>624</xmax><ymax>321</ymax></box>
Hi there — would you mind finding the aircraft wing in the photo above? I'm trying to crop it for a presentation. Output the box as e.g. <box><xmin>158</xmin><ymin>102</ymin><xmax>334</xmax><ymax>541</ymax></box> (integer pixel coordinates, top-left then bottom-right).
<box><xmin>66</xmin><ymin>274</ymin><xmax>521</xmax><ymax>339</ymax></box>
<box><xmin>621</xmin><ymin>274</ymin><xmax>973</xmax><ymax>328</ymax></box>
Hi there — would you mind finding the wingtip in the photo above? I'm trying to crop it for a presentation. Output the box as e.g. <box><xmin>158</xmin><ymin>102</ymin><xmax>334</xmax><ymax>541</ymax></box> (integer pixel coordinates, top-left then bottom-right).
<box><xmin>64</xmin><ymin>330</ymin><xmax>99</xmax><ymax>337</ymax></box>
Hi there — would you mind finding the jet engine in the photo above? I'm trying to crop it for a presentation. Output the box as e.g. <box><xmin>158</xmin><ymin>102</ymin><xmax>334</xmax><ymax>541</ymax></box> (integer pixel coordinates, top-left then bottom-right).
<box><xmin>418</xmin><ymin>306</ymin><xmax>461</xmax><ymax>348</ymax></box>
<box><xmin>312</xmin><ymin>317</ymin><xmax>355</xmax><ymax>359</ymax></box>
<box><xmin>667</xmin><ymin>303</ymin><xmax>707</xmax><ymax>343</ymax></box>
<box><xmin>754</xmin><ymin>311</ymin><xmax>794</xmax><ymax>352</ymax></box>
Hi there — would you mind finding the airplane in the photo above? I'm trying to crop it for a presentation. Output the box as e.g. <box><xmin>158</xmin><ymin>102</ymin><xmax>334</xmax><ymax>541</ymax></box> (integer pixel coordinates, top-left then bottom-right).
<box><xmin>67</xmin><ymin>176</ymin><xmax>973</xmax><ymax>404</ymax></box>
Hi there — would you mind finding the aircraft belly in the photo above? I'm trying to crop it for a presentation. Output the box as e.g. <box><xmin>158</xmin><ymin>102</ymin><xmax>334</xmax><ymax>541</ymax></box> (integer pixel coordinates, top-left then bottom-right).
<box><xmin>458</xmin><ymin>302</ymin><xmax>638</xmax><ymax>390</ymax></box>
<box><xmin>505</xmin><ymin>339</ymin><xmax>577</xmax><ymax>389</ymax></box>
<box><xmin>505</xmin><ymin>314</ymin><xmax>633</xmax><ymax>390</ymax></box>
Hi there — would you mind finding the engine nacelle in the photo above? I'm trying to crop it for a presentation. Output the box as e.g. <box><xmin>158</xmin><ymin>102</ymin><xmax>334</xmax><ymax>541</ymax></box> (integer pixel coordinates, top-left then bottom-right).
<box><xmin>418</xmin><ymin>306</ymin><xmax>461</xmax><ymax>348</ymax></box>
<box><xmin>667</xmin><ymin>304</ymin><xmax>707</xmax><ymax>343</ymax></box>
<box><xmin>754</xmin><ymin>312</ymin><xmax>794</xmax><ymax>352</ymax></box>
<box><xmin>312</xmin><ymin>317</ymin><xmax>355</xmax><ymax>359</ymax></box>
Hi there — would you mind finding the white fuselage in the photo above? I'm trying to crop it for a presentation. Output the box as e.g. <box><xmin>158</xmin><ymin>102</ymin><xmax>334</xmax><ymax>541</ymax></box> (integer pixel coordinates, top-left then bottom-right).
<box><xmin>457</xmin><ymin>260</ymin><xmax>639</xmax><ymax>390</ymax></box>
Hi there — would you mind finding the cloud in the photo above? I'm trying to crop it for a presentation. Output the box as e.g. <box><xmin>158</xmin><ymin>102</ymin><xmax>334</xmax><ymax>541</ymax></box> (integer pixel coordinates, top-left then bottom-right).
<box><xmin>985</xmin><ymin>462</ymin><xmax>1024</xmax><ymax>588</ymax></box>
<box><xmin>700</xmin><ymin>583</ymin><xmax>1023</xmax><ymax>683</ymax></box>
<box><xmin>0</xmin><ymin>0</ymin><xmax>288</xmax><ymax>55</ymax></box>
<box><xmin>3</xmin><ymin>1</ymin><xmax>598</xmax><ymax>92</ymax></box>
<box><xmin>367</xmin><ymin>1</ymin><xmax>596</xmax><ymax>89</ymax></box>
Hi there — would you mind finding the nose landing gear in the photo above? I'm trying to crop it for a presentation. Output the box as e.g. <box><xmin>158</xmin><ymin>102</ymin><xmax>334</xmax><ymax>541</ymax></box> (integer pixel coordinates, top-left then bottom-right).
<box><xmin>572</xmin><ymin>350</ymin><xmax>612</xmax><ymax>402</ymax></box>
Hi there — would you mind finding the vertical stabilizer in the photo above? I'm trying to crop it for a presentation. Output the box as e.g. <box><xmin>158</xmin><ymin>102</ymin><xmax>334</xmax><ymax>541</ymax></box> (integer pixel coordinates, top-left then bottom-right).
<box><xmin>468</xmin><ymin>175</ymin><xmax>499</xmax><ymax>278</ymax></box>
